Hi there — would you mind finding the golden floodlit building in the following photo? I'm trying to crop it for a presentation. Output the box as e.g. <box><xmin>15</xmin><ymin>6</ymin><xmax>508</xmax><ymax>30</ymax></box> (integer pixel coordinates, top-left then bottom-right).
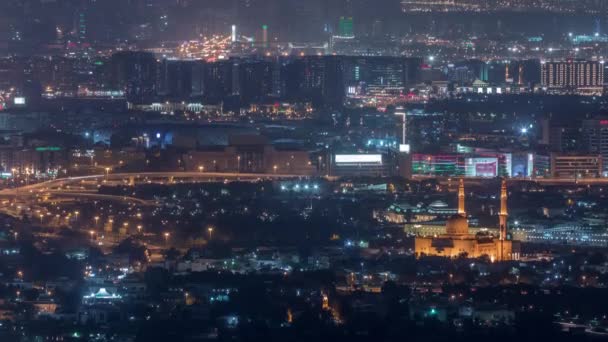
<box><xmin>415</xmin><ymin>179</ymin><xmax>517</xmax><ymax>261</ymax></box>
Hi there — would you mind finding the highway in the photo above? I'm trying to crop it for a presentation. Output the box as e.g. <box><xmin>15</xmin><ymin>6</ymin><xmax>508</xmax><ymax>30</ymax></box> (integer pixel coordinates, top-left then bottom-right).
<box><xmin>0</xmin><ymin>171</ymin><xmax>328</xmax><ymax>205</ymax></box>
<box><xmin>44</xmin><ymin>191</ymin><xmax>156</xmax><ymax>206</ymax></box>
<box><xmin>6</xmin><ymin>171</ymin><xmax>606</xmax><ymax>207</ymax></box>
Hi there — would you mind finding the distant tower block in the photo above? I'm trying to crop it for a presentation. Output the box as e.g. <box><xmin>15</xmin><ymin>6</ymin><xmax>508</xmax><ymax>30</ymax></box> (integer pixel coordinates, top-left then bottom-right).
<box><xmin>231</xmin><ymin>25</ymin><xmax>237</xmax><ymax>43</ymax></box>
<box><xmin>339</xmin><ymin>17</ymin><xmax>354</xmax><ymax>38</ymax></box>
<box><xmin>499</xmin><ymin>179</ymin><xmax>508</xmax><ymax>241</ymax></box>
<box><xmin>262</xmin><ymin>25</ymin><xmax>268</xmax><ymax>47</ymax></box>
<box><xmin>458</xmin><ymin>178</ymin><xmax>465</xmax><ymax>216</ymax></box>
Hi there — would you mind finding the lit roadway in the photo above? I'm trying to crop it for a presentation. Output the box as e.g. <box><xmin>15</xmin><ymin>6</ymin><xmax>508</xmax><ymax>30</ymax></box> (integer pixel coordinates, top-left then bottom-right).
<box><xmin>413</xmin><ymin>175</ymin><xmax>608</xmax><ymax>186</ymax></box>
<box><xmin>0</xmin><ymin>171</ymin><xmax>330</xmax><ymax>205</ymax></box>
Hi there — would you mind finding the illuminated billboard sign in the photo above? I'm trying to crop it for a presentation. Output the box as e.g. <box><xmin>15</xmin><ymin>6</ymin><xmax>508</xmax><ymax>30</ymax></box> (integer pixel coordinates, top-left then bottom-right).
<box><xmin>511</xmin><ymin>153</ymin><xmax>533</xmax><ymax>177</ymax></box>
<box><xmin>399</xmin><ymin>144</ymin><xmax>411</xmax><ymax>153</ymax></box>
<box><xmin>335</xmin><ymin>154</ymin><xmax>382</xmax><ymax>164</ymax></box>
<box><xmin>14</xmin><ymin>97</ymin><xmax>25</xmax><ymax>105</ymax></box>
<box><xmin>35</xmin><ymin>146</ymin><xmax>61</xmax><ymax>152</ymax></box>
<box><xmin>465</xmin><ymin>157</ymin><xmax>498</xmax><ymax>177</ymax></box>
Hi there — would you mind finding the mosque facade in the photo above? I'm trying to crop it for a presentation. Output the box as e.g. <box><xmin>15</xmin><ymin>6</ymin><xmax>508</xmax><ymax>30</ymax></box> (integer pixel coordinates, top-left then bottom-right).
<box><xmin>415</xmin><ymin>179</ymin><xmax>518</xmax><ymax>261</ymax></box>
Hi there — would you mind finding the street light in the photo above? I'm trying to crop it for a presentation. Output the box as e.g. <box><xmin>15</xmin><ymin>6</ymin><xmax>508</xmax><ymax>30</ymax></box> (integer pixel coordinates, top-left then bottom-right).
<box><xmin>207</xmin><ymin>226</ymin><xmax>214</xmax><ymax>241</ymax></box>
<box><xmin>164</xmin><ymin>232</ymin><xmax>170</xmax><ymax>244</ymax></box>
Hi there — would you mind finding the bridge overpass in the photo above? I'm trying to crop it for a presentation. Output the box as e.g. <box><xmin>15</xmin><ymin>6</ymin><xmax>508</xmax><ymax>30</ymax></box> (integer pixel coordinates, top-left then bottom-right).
<box><xmin>413</xmin><ymin>175</ymin><xmax>608</xmax><ymax>186</ymax></box>
<box><xmin>3</xmin><ymin>172</ymin><xmax>601</xmax><ymax>206</ymax></box>
<box><xmin>0</xmin><ymin>171</ymin><xmax>331</xmax><ymax>204</ymax></box>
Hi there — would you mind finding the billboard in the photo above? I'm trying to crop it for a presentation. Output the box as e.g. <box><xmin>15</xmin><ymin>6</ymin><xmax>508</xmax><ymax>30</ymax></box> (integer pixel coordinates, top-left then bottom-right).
<box><xmin>412</xmin><ymin>154</ymin><xmax>464</xmax><ymax>176</ymax></box>
<box><xmin>511</xmin><ymin>153</ymin><xmax>533</xmax><ymax>177</ymax></box>
<box><xmin>335</xmin><ymin>154</ymin><xmax>382</xmax><ymax>164</ymax></box>
<box><xmin>14</xmin><ymin>97</ymin><xmax>25</xmax><ymax>105</ymax></box>
<box><xmin>465</xmin><ymin>157</ymin><xmax>498</xmax><ymax>177</ymax></box>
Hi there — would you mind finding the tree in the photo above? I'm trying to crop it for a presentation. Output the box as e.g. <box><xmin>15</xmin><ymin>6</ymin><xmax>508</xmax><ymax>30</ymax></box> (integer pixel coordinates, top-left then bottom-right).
<box><xmin>164</xmin><ymin>247</ymin><xmax>181</xmax><ymax>261</ymax></box>
<box><xmin>144</xmin><ymin>267</ymin><xmax>170</xmax><ymax>296</ymax></box>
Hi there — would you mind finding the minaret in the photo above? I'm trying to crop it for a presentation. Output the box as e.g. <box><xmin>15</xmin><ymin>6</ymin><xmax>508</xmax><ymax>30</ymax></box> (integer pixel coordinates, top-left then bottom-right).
<box><xmin>499</xmin><ymin>179</ymin><xmax>508</xmax><ymax>241</ymax></box>
<box><xmin>458</xmin><ymin>178</ymin><xmax>465</xmax><ymax>216</ymax></box>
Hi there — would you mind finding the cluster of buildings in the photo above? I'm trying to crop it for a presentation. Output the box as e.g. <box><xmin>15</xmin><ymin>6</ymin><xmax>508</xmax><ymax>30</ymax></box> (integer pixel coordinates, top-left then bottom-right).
<box><xmin>2</xmin><ymin>53</ymin><xmax>607</xmax><ymax>120</ymax></box>
<box><xmin>401</xmin><ymin>0</ymin><xmax>608</xmax><ymax>13</ymax></box>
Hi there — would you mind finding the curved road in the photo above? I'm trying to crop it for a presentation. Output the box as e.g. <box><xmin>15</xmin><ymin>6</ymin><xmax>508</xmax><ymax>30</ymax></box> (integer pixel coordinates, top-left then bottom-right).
<box><xmin>0</xmin><ymin>171</ymin><xmax>327</xmax><ymax>205</ymax></box>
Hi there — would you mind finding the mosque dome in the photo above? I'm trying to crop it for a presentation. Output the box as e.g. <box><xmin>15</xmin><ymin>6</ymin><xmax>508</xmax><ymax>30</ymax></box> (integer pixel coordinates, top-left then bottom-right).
<box><xmin>446</xmin><ymin>214</ymin><xmax>469</xmax><ymax>236</ymax></box>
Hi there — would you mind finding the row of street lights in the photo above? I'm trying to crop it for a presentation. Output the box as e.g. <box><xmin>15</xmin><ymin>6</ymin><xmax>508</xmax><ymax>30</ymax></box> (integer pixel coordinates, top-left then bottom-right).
<box><xmin>163</xmin><ymin>226</ymin><xmax>215</xmax><ymax>245</ymax></box>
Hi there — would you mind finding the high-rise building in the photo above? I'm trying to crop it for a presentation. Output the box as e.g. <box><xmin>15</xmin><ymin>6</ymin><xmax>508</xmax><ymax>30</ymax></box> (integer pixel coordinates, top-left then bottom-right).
<box><xmin>283</xmin><ymin>56</ymin><xmax>344</xmax><ymax>108</ymax></box>
<box><xmin>106</xmin><ymin>51</ymin><xmax>158</xmax><ymax>104</ymax></box>
<box><xmin>343</xmin><ymin>57</ymin><xmax>412</xmax><ymax>96</ymax></box>
<box><xmin>261</xmin><ymin>25</ymin><xmax>268</xmax><ymax>47</ymax></box>
<box><xmin>338</xmin><ymin>17</ymin><xmax>354</xmax><ymax>38</ymax></box>
<box><xmin>582</xmin><ymin>118</ymin><xmax>608</xmax><ymax>173</ymax></box>
<box><xmin>238</xmin><ymin>60</ymin><xmax>273</xmax><ymax>104</ymax></box>
<box><xmin>550</xmin><ymin>153</ymin><xmax>603</xmax><ymax>178</ymax></box>
<box><xmin>541</xmin><ymin>60</ymin><xmax>604</xmax><ymax>94</ymax></box>
<box><xmin>203</xmin><ymin>59</ymin><xmax>235</xmax><ymax>103</ymax></box>
<box><xmin>549</xmin><ymin>125</ymin><xmax>583</xmax><ymax>153</ymax></box>
<box><xmin>158</xmin><ymin>59</ymin><xmax>196</xmax><ymax>101</ymax></box>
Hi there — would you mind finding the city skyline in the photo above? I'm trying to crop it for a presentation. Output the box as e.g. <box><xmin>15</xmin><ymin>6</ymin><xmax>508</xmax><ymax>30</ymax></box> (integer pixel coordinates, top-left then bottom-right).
<box><xmin>0</xmin><ymin>1</ymin><xmax>608</xmax><ymax>341</ymax></box>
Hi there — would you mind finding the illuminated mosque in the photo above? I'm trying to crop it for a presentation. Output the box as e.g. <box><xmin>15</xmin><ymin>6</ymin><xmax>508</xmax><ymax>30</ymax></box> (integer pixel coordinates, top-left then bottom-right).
<box><xmin>415</xmin><ymin>179</ymin><xmax>517</xmax><ymax>261</ymax></box>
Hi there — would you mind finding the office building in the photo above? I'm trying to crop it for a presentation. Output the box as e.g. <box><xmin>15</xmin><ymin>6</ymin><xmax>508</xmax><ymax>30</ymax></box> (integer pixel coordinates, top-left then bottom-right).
<box><xmin>550</xmin><ymin>153</ymin><xmax>603</xmax><ymax>178</ymax></box>
<box><xmin>541</xmin><ymin>60</ymin><xmax>604</xmax><ymax>94</ymax></box>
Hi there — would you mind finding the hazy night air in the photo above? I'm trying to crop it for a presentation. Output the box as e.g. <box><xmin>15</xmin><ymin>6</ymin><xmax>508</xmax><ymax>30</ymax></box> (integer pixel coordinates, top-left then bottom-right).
<box><xmin>0</xmin><ymin>0</ymin><xmax>607</xmax><ymax>341</ymax></box>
